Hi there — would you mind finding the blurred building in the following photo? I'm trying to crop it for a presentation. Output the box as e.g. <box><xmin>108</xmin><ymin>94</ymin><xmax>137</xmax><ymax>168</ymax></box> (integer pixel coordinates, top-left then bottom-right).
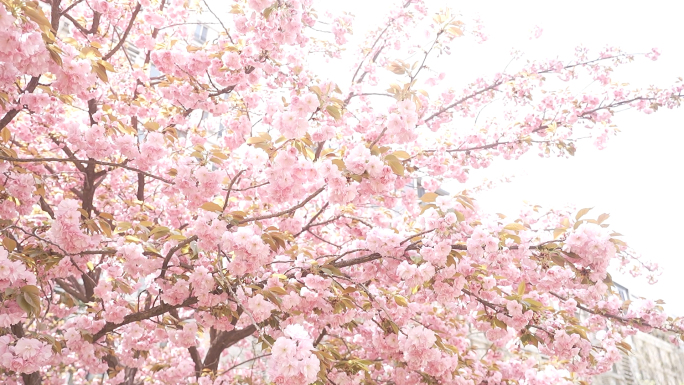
<box><xmin>591</xmin><ymin>284</ymin><xmax>684</xmax><ymax>385</ymax></box>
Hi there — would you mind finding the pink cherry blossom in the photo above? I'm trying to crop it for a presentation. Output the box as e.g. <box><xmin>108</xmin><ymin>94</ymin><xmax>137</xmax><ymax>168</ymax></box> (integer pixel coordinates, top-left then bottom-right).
<box><xmin>0</xmin><ymin>0</ymin><xmax>681</xmax><ymax>384</ymax></box>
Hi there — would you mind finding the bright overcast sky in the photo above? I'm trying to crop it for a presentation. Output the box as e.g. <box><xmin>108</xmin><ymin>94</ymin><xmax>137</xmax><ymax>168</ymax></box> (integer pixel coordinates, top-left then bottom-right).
<box><xmin>309</xmin><ymin>0</ymin><xmax>684</xmax><ymax>315</ymax></box>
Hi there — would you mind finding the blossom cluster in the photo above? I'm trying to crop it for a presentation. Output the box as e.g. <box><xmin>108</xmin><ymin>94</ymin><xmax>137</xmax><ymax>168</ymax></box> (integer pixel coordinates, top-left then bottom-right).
<box><xmin>268</xmin><ymin>324</ymin><xmax>320</xmax><ymax>385</ymax></box>
<box><xmin>0</xmin><ymin>336</ymin><xmax>53</xmax><ymax>375</ymax></box>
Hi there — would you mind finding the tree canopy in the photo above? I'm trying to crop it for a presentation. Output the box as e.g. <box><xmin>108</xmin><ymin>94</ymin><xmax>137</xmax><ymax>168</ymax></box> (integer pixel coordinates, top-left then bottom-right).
<box><xmin>0</xmin><ymin>0</ymin><xmax>682</xmax><ymax>384</ymax></box>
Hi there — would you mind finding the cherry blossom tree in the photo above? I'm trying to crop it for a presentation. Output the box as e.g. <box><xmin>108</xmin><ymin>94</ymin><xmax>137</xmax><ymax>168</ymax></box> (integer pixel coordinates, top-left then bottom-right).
<box><xmin>0</xmin><ymin>0</ymin><xmax>682</xmax><ymax>384</ymax></box>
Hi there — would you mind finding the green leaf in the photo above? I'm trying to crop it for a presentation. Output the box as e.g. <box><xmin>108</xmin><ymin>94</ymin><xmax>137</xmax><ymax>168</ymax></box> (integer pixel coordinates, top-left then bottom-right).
<box><xmin>384</xmin><ymin>154</ymin><xmax>405</xmax><ymax>176</ymax></box>
<box><xmin>517</xmin><ymin>281</ymin><xmax>526</xmax><ymax>296</ymax></box>
<box><xmin>1</xmin><ymin>127</ymin><xmax>11</xmax><ymax>143</ymax></box>
<box><xmin>263</xmin><ymin>5</ymin><xmax>275</xmax><ymax>19</ymax></box>
<box><xmin>22</xmin><ymin>4</ymin><xmax>52</xmax><ymax>30</ymax></box>
<box><xmin>504</xmin><ymin>223</ymin><xmax>526</xmax><ymax>231</ymax></box>
<box><xmin>200</xmin><ymin>202</ymin><xmax>223</xmax><ymax>212</ymax></box>
<box><xmin>391</xmin><ymin>150</ymin><xmax>410</xmax><ymax>159</ymax></box>
<box><xmin>17</xmin><ymin>295</ymin><xmax>32</xmax><ymax>314</ymax></box>
<box><xmin>268</xmin><ymin>286</ymin><xmax>288</xmax><ymax>295</ymax></box>
<box><xmin>420</xmin><ymin>192</ymin><xmax>438</xmax><ymax>203</ymax></box>
<box><xmin>321</xmin><ymin>265</ymin><xmax>343</xmax><ymax>276</ymax></box>
<box><xmin>575</xmin><ymin>207</ymin><xmax>593</xmax><ymax>220</ymax></box>
<box><xmin>247</xmin><ymin>136</ymin><xmax>267</xmax><ymax>144</ymax></box>
<box><xmin>23</xmin><ymin>292</ymin><xmax>41</xmax><ymax>315</ymax></box>
<box><xmin>553</xmin><ymin>228</ymin><xmax>566</xmax><ymax>239</ymax></box>
<box><xmin>21</xmin><ymin>285</ymin><xmax>41</xmax><ymax>296</ymax></box>
<box><xmin>2</xmin><ymin>237</ymin><xmax>17</xmax><ymax>251</ymax></box>
<box><xmin>326</xmin><ymin>105</ymin><xmax>342</xmax><ymax>120</ymax></box>
<box><xmin>394</xmin><ymin>295</ymin><xmax>409</xmax><ymax>307</ymax></box>
<box><xmin>550</xmin><ymin>253</ymin><xmax>566</xmax><ymax>267</ymax></box>
<box><xmin>447</xmin><ymin>26</ymin><xmax>464</xmax><ymax>37</ymax></box>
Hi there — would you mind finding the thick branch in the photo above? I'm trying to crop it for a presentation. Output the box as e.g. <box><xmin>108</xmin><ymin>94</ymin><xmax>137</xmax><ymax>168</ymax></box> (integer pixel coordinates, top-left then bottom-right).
<box><xmin>0</xmin><ymin>155</ymin><xmax>174</xmax><ymax>184</ymax></box>
<box><xmin>92</xmin><ymin>297</ymin><xmax>198</xmax><ymax>341</ymax></box>
<box><xmin>295</xmin><ymin>202</ymin><xmax>329</xmax><ymax>237</ymax></box>
<box><xmin>103</xmin><ymin>3</ymin><xmax>142</xmax><ymax>61</ymax></box>
<box><xmin>55</xmin><ymin>278</ymin><xmax>88</xmax><ymax>303</ymax></box>
<box><xmin>158</xmin><ymin>235</ymin><xmax>198</xmax><ymax>280</ymax></box>
<box><xmin>202</xmin><ymin>325</ymin><xmax>257</xmax><ymax>372</ymax></box>
<box><xmin>0</xmin><ymin>77</ymin><xmax>40</xmax><ymax>129</ymax></box>
<box><xmin>189</xmin><ymin>346</ymin><xmax>203</xmax><ymax>378</ymax></box>
<box><xmin>239</xmin><ymin>186</ymin><xmax>325</xmax><ymax>224</ymax></box>
<box><xmin>333</xmin><ymin>252</ymin><xmax>382</xmax><ymax>268</ymax></box>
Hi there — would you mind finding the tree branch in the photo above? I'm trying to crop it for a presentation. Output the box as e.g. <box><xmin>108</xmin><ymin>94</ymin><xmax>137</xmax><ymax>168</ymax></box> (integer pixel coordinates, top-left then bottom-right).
<box><xmin>202</xmin><ymin>325</ymin><xmax>257</xmax><ymax>372</ymax></box>
<box><xmin>0</xmin><ymin>77</ymin><xmax>40</xmax><ymax>129</ymax></box>
<box><xmin>92</xmin><ymin>297</ymin><xmax>198</xmax><ymax>341</ymax></box>
<box><xmin>222</xmin><ymin>170</ymin><xmax>244</xmax><ymax>212</ymax></box>
<box><xmin>239</xmin><ymin>186</ymin><xmax>325</xmax><ymax>224</ymax></box>
<box><xmin>295</xmin><ymin>202</ymin><xmax>329</xmax><ymax>237</ymax></box>
<box><xmin>0</xmin><ymin>155</ymin><xmax>175</xmax><ymax>184</ymax></box>
<box><xmin>103</xmin><ymin>3</ymin><xmax>142</xmax><ymax>61</ymax></box>
<box><xmin>158</xmin><ymin>235</ymin><xmax>198</xmax><ymax>280</ymax></box>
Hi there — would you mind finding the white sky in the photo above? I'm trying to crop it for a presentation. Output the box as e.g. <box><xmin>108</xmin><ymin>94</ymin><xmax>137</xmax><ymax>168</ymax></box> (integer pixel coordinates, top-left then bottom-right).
<box><xmin>312</xmin><ymin>0</ymin><xmax>684</xmax><ymax>316</ymax></box>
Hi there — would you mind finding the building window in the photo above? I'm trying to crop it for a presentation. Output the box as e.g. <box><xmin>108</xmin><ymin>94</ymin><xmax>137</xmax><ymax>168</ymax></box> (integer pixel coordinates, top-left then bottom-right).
<box><xmin>217</xmin><ymin>121</ymin><xmax>225</xmax><ymax>138</ymax></box>
<box><xmin>615</xmin><ymin>283</ymin><xmax>629</xmax><ymax>301</ymax></box>
<box><xmin>57</xmin><ymin>20</ymin><xmax>70</xmax><ymax>37</ymax></box>
<box><xmin>125</xmin><ymin>44</ymin><xmax>141</xmax><ymax>64</ymax></box>
<box><xmin>194</xmin><ymin>24</ymin><xmax>208</xmax><ymax>44</ymax></box>
<box><xmin>150</xmin><ymin>64</ymin><xmax>161</xmax><ymax>79</ymax></box>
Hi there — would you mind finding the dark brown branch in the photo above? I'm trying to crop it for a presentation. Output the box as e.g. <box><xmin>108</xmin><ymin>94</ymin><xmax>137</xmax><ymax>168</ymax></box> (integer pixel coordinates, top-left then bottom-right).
<box><xmin>168</xmin><ymin>307</ymin><xmax>203</xmax><ymax>377</ymax></box>
<box><xmin>60</xmin><ymin>11</ymin><xmax>100</xmax><ymax>35</ymax></box>
<box><xmin>0</xmin><ymin>77</ymin><xmax>40</xmax><ymax>129</ymax></box>
<box><xmin>55</xmin><ymin>278</ymin><xmax>88</xmax><ymax>302</ymax></box>
<box><xmin>333</xmin><ymin>252</ymin><xmax>382</xmax><ymax>268</ymax></box>
<box><xmin>239</xmin><ymin>186</ymin><xmax>325</xmax><ymax>224</ymax></box>
<box><xmin>122</xmin><ymin>366</ymin><xmax>138</xmax><ymax>385</ymax></box>
<box><xmin>295</xmin><ymin>202</ymin><xmax>329</xmax><ymax>237</ymax></box>
<box><xmin>400</xmin><ymin>228</ymin><xmax>434</xmax><ymax>245</ymax></box>
<box><xmin>233</xmin><ymin>181</ymin><xmax>269</xmax><ymax>191</ymax></box>
<box><xmin>60</xmin><ymin>0</ymin><xmax>84</xmax><ymax>16</ymax></box>
<box><xmin>103</xmin><ymin>3</ymin><xmax>142</xmax><ymax>61</ymax></box>
<box><xmin>368</xmin><ymin>126</ymin><xmax>387</xmax><ymax>148</ymax></box>
<box><xmin>92</xmin><ymin>297</ymin><xmax>198</xmax><ymax>341</ymax></box>
<box><xmin>222</xmin><ymin>170</ymin><xmax>244</xmax><ymax>212</ymax></box>
<box><xmin>0</xmin><ymin>155</ymin><xmax>174</xmax><ymax>184</ymax></box>
<box><xmin>202</xmin><ymin>325</ymin><xmax>257</xmax><ymax>372</ymax></box>
<box><xmin>313</xmin><ymin>141</ymin><xmax>325</xmax><ymax>161</ymax></box>
<box><xmin>136</xmin><ymin>172</ymin><xmax>145</xmax><ymax>201</ymax></box>
<box><xmin>81</xmin><ymin>159</ymin><xmax>96</xmax><ymax>216</ymax></box>
<box><xmin>303</xmin><ymin>216</ymin><xmax>341</xmax><ymax>231</ymax></box>
<box><xmin>307</xmin><ymin>230</ymin><xmax>342</xmax><ymax>248</ymax></box>
<box><xmin>549</xmin><ymin>292</ymin><xmax>682</xmax><ymax>334</ymax></box>
<box><xmin>220</xmin><ymin>354</ymin><xmax>271</xmax><ymax>374</ymax></box>
<box><xmin>349</xmin><ymin>11</ymin><xmax>399</xmax><ymax>86</ymax></box>
<box><xmin>314</xmin><ymin>328</ymin><xmax>327</xmax><ymax>346</ymax></box>
<box><xmin>51</xmin><ymin>138</ymin><xmax>87</xmax><ymax>172</ymax></box>
<box><xmin>50</xmin><ymin>0</ymin><xmax>62</xmax><ymax>31</ymax></box>
<box><xmin>158</xmin><ymin>235</ymin><xmax>198</xmax><ymax>280</ymax></box>
<box><xmin>39</xmin><ymin>197</ymin><xmax>55</xmax><ymax>219</ymax></box>
<box><xmin>189</xmin><ymin>346</ymin><xmax>203</xmax><ymax>378</ymax></box>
